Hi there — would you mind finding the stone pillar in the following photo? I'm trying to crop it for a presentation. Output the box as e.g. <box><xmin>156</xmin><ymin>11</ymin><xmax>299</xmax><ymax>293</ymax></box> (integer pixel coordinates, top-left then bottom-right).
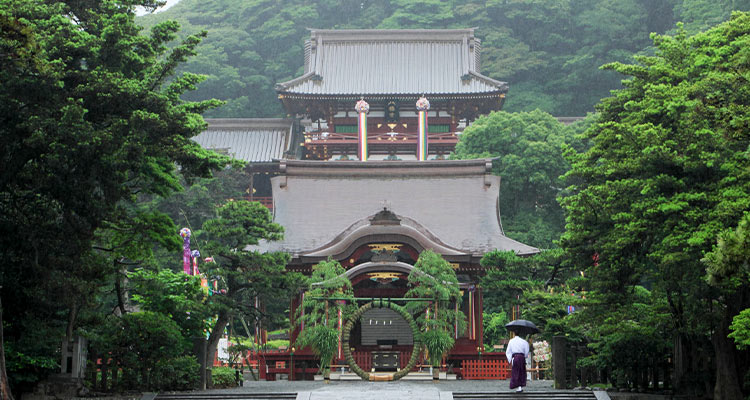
<box><xmin>60</xmin><ymin>336</ymin><xmax>87</xmax><ymax>379</ymax></box>
<box><xmin>552</xmin><ymin>336</ymin><xmax>567</xmax><ymax>389</ymax></box>
<box><xmin>193</xmin><ymin>337</ymin><xmax>207</xmax><ymax>390</ymax></box>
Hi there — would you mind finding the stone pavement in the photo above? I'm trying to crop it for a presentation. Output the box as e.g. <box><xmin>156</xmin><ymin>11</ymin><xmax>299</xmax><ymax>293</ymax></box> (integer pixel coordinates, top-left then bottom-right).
<box><xmin>198</xmin><ymin>379</ymin><xmax>565</xmax><ymax>400</ymax></box>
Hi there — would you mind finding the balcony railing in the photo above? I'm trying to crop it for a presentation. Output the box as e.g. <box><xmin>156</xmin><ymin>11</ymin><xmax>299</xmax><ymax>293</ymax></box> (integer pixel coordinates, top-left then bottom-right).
<box><xmin>304</xmin><ymin>130</ymin><xmax>458</xmax><ymax>145</ymax></box>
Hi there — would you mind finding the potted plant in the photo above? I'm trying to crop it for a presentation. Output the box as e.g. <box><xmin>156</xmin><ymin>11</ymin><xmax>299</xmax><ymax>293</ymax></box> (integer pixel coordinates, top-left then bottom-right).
<box><xmin>405</xmin><ymin>250</ymin><xmax>466</xmax><ymax>381</ymax></box>
<box><xmin>295</xmin><ymin>260</ymin><xmax>355</xmax><ymax>382</ymax></box>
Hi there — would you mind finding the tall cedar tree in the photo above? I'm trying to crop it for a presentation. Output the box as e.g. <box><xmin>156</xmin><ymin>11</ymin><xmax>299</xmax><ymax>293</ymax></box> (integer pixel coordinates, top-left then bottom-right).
<box><xmin>561</xmin><ymin>13</ymin><xmax>750</xmax><ymax>399</ymax></box>
<box><xmin>0</xmin><ymin>0</ymin><xmax>229</xmax><ymax>395</ymax></box>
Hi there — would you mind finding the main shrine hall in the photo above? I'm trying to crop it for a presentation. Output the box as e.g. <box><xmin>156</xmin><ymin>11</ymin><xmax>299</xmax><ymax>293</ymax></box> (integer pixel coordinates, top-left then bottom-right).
<box><xmin>193</xmin><ymin>28</ymin><xmax>540</xmax><ymax>379</ymax></box>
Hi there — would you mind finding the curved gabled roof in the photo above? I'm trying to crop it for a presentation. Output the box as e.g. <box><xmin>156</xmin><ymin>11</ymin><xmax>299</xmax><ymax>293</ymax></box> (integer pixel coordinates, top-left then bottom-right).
<box><xmin>262</xmin><ymin>159</ymin><xmax>539</xmax><ymax>258</ymax></box>
<box><xmin>302</xmin><ymin>210</ymin><xmax>470</xmax><ymax>260</ymax></box>
<box><xmin>276</xmin><ymin>29</ymin><xmax>508</xmax><ymax>97</ymax></box>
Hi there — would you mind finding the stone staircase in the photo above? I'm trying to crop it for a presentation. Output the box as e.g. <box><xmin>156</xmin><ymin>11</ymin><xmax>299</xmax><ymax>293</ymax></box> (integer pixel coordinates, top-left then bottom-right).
<box><xmin>151</xmin><ymin>388</ymin><xmax>606</xmax><ymax>400</ymax></box>
<box><xmin>154</xmin><ymin>393</ymin><xmax>297</xmax><ymax>400</ymax></box>
<box><xmin>452</xmin><ymin>391</ymin><xmax>603</xmax><ymax>400</ymax></box>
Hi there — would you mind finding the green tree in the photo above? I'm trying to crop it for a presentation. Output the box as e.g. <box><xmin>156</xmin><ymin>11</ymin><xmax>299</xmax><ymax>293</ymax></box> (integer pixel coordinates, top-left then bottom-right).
<box><xmin>454</xmin><ymin>110</ymin><xmax>582</xmax><ymax>248</ymax></box>
<box><xmin>561</xmin><ymin>13</ymin><xmax>750</xmax><ymax>398</ymax></box>
<box><xmin>200</xmin><ymin>200</ymin><xmax>298</xmax><ymax>385</ymax></box>
<box><xmin>703</xmin><ymin>212</ymin><xmax>750</xmax><ymax>395</ymax></box>
<box><xmin>480</xmin><ymin>249</ymin><xmax>572</xmax><ymax>313</ymax></box>
<box><xmin>405</xmin><ymin>251</ymin><xmax>465</xmax><ymax>368</ymax></box>
<box><xmin>128</xmin><ymin>268</ymin><xmax>210</xmax><ymax>338</ymax></box>
<box><xmin>0</xmin><ymin>0</ymin><xmax>228</xmax><ymax>394</ymax></box>
<box><xmin>96</xmin><ymin>311</ymin><xmax>196</xmax><ymax>391</ymax></box>
<box><xmin>294</xmin><ymin>260</ymin><xmax>355</xmax><ymax>377</ymax></box>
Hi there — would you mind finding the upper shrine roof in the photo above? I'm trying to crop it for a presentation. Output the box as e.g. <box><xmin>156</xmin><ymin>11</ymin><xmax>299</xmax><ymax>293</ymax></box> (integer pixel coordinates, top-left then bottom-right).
<box><xmin>191</xmin><ymin>119</ymin><xmax>299</xmax><ymax>162</ymax></box>
<box><xmin>275</xmin><ymin>28</ymin><xmax>508</xmax><ymax>98</ymax></box>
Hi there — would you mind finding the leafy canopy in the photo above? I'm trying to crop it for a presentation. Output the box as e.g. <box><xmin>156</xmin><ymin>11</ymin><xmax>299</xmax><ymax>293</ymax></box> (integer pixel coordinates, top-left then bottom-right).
<box><xmin>454</xmin><ymin>110</ymin><xmax>585</xmax><ymax>248</ymax></box>
<box><xmin>560</xmin><ymin>12</ymin><xmax>750</xmax><ymax>396</ymax></box>
<box><xmin>0</xmin><ymin>0</ymin><xmax>228</xmax><ymax>391</ymax></box>
<box><xmin>295</xmin><ymin>259</ymin><xmax>356</xmax><ymax>373</ymax></box>
<box><xmin>405</xmin><ymin>250</ymin><xmax>465</xmax><ymax>366</ymax></box>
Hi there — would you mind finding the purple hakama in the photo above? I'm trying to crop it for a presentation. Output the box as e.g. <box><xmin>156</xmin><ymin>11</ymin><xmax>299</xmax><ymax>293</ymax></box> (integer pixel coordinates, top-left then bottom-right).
<box><xmin>509</xmin><ymin>353</ymin><xmax>527</xmax><ymax>389</ymax></box>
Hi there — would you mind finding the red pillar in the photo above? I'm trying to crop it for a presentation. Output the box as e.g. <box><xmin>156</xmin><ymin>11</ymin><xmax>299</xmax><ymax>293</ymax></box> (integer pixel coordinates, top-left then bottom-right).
<box><xmin>477</xmin><ymin>287</ymin><xmax>484</xmax><ymax>349</ymax></box>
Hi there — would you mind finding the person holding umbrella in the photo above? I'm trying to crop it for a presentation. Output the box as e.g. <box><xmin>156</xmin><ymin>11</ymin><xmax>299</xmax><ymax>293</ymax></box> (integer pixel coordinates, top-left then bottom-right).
<box><xmin>505</xmin><ymin>319</ymin><xmax>538</xmax><ymax>392</ymax></box>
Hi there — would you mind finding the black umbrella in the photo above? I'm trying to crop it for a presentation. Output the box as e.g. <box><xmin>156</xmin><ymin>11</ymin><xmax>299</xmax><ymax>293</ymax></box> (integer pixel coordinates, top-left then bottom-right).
<box><xmin>505</xmin><ymin>319</ymin><xmax>539</xmax><ymax>336</ymax></box>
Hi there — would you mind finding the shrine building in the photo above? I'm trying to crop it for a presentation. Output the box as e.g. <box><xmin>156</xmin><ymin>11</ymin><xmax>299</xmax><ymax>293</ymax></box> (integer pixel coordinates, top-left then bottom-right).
<box><xmin>193</xmin><ymin>28</ymin><xmax>540</xmax><ymax>379</ymax></box>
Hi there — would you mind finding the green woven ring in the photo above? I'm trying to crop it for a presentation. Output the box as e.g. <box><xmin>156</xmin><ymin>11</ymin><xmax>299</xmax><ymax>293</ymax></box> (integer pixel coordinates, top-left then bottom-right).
<box><xmin>342</xmin><ymin>301</ymin><xmax>421</xmax><ymax>381</ymax></box>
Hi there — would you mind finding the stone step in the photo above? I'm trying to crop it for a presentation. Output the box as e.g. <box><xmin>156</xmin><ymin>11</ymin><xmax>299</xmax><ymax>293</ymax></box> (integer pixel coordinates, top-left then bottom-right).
<box><xmin>154</xmin><ymin>393</ymin><xmax>297</xmax><ymax>400</ymax></box>
<box><xmin>453</xmin><ymin>391</ymin><xmax>599</xmax><ymax>400</ymax></box>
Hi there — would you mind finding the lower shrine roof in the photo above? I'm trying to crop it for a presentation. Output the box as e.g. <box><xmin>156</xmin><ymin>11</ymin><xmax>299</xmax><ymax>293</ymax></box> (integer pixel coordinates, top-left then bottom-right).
<box><xmin>257</xmin><ymin>159</ymin><xmax>539</xmax><ymax>259</ymax></box>
<box><xmin>191</xmin><ymin>118</ymin><xmax>297</xmax><ymax>162</ymax></box>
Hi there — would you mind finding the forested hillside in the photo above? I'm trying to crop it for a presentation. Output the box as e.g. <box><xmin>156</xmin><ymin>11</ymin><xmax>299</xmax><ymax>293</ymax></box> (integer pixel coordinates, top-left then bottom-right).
<box><xmin>139</xmin><ymin>0</ymin><xmax>750</xmax><ymax>118</ymax></box>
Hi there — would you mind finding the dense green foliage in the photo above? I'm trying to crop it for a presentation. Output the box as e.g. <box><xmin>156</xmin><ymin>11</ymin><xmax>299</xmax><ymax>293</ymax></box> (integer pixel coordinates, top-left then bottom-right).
<box><xmin>128</xmin><ymin>268</ymin><xmax>210</xmax><ymax>338</ymax></box>
<box><xmin>479</xmin><ymin>249</ymin><xmax>584</xmax><ymax>345</ymax></box>
<box><xmin>561</xmin><ymin>12</ymin><xmax>750</xmax><ymax>398</ymax></box>
<box><xmin>295</xmin><ymin>260</ymin><xmax>356</xmax><ymax>375</ymax></box>
<box><xmin>208</xmin><ymin>366</ymin><xmax>239</xmax><ymax>388</ymax></box>
<box><xmin>454</xmin><ymin>111</ymin><xmax>586</xmax><ymax>248</ymax></box>
<box><xmin>0</xmin><ymin>0</ymin><xmax>229</xmax><ymax>394</ymax></box>
<box><xmin>405</xmin><ymin>251</ymin><xmax>465</xmax><ymax>367</ymax></box>
<box><xmin>93</xmin><ymin>311</ymin><xmax>197</xmax><ymax>391</ymax></box>
<box><xmin>704</xmin><ymin>213</ymin><xmax>750</xmax><ymax>355</ymax></box>
<box><xmin>138</xmin><ymin>0</ymin><xmax>750</xmax><ymax>118</ymax></box>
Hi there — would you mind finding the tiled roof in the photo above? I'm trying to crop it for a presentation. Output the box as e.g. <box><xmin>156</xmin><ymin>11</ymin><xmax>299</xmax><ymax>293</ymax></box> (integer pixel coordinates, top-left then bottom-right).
<box><xmin>261</xmin><ymin>159</ymin><xmax>539</xmax><ymax>257</ymax></box>
<box><xmin>276</xmin><ymin>29</ymin><xmax>508</xmax><ymax>96</ymax></box>
<box><xmin>192</xmin><ymin>119</ymin><xmax>295</xmax><ymax>162</ymax></box>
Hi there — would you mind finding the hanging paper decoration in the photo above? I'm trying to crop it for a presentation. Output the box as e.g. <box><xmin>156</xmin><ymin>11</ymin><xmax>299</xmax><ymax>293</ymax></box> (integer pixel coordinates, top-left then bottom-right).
<box><xmin>191</xmin><ymin>249</ymin><xmax>201</xmax><ymax>276</ymax></box>
<box><xmin>416</xmin><ymin>97</ymin><xmax>430</xmax><ymax>161</ymax></box>
<box><xmin>201</xmin><ymin>277</ymin><xmax>209</xmax><ymax>295</ymax></box>
<box><xmin>180</xmin><ymin>227</ymin><xmax>191</xmax><ymax>275</ymax></box>
<box><xmin>355</xmin><ymin>99</ymin><xmax>369</xmax><ymax>161</ymax></box>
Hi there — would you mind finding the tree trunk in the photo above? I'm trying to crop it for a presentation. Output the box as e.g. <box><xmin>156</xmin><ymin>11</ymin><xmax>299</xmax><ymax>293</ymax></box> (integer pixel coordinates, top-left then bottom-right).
<box><xmin>712</xmin><ymin>309</ymin><xmax>743</xmax><ymax>400</ymax></box>
<box><xmin>114</xmin><ymin>266</ymin><xmax>127</xmax><ymax>316</ymax></box>
<box><xmin>206</xmin><ymin>310</ymin><xmax>230</xmax><ymax>388</ymax></box>
<box><xmin>0</xmin><ymin>290</ymin><xmax>15</xmax><ymax>400</ymax></box>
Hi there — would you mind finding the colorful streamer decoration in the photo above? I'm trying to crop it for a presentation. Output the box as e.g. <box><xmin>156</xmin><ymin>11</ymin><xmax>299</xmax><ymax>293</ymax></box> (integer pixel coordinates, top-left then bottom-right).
<box><xmin>355</xmin><ymin>99</ymin><xmax>369</xmax><ymax>161</ymax></box>
<box><xmin>416</xmin><ymin>97</ymin><xmax>430</xmax><ymax>161</ymax></box>
<box><xmin>337</xmin><ymin>301</ymin><xmax>343</xmax><ymax>360</ymax></box>
<box><xmin>180</xmin><ymin>227</ymin><xmax>191</xmax><ymax>275</ymax></box>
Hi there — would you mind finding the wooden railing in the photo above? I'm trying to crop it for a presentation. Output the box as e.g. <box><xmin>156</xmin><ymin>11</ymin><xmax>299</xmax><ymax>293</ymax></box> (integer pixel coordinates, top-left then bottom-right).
<box><xmin>462</xmin><ymin>359</ymin><xmax>510</xmax><ymax>380</ymax></box>
<box><xmin>242</xmin><ymin>196</ymin><xmax>273</xmax><ymax>211</ymax></box>
<box><xmin>87</xmin><ymin>356</ymin><xmax>119</xmax><ymax>391</ymax></box>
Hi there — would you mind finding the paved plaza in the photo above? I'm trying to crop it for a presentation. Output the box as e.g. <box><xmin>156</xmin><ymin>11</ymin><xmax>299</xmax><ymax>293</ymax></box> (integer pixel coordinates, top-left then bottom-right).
<box><xmin>197</xmin><ymin>379</ymin><xmax>565</xmax><ymax>400</ymax></box>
